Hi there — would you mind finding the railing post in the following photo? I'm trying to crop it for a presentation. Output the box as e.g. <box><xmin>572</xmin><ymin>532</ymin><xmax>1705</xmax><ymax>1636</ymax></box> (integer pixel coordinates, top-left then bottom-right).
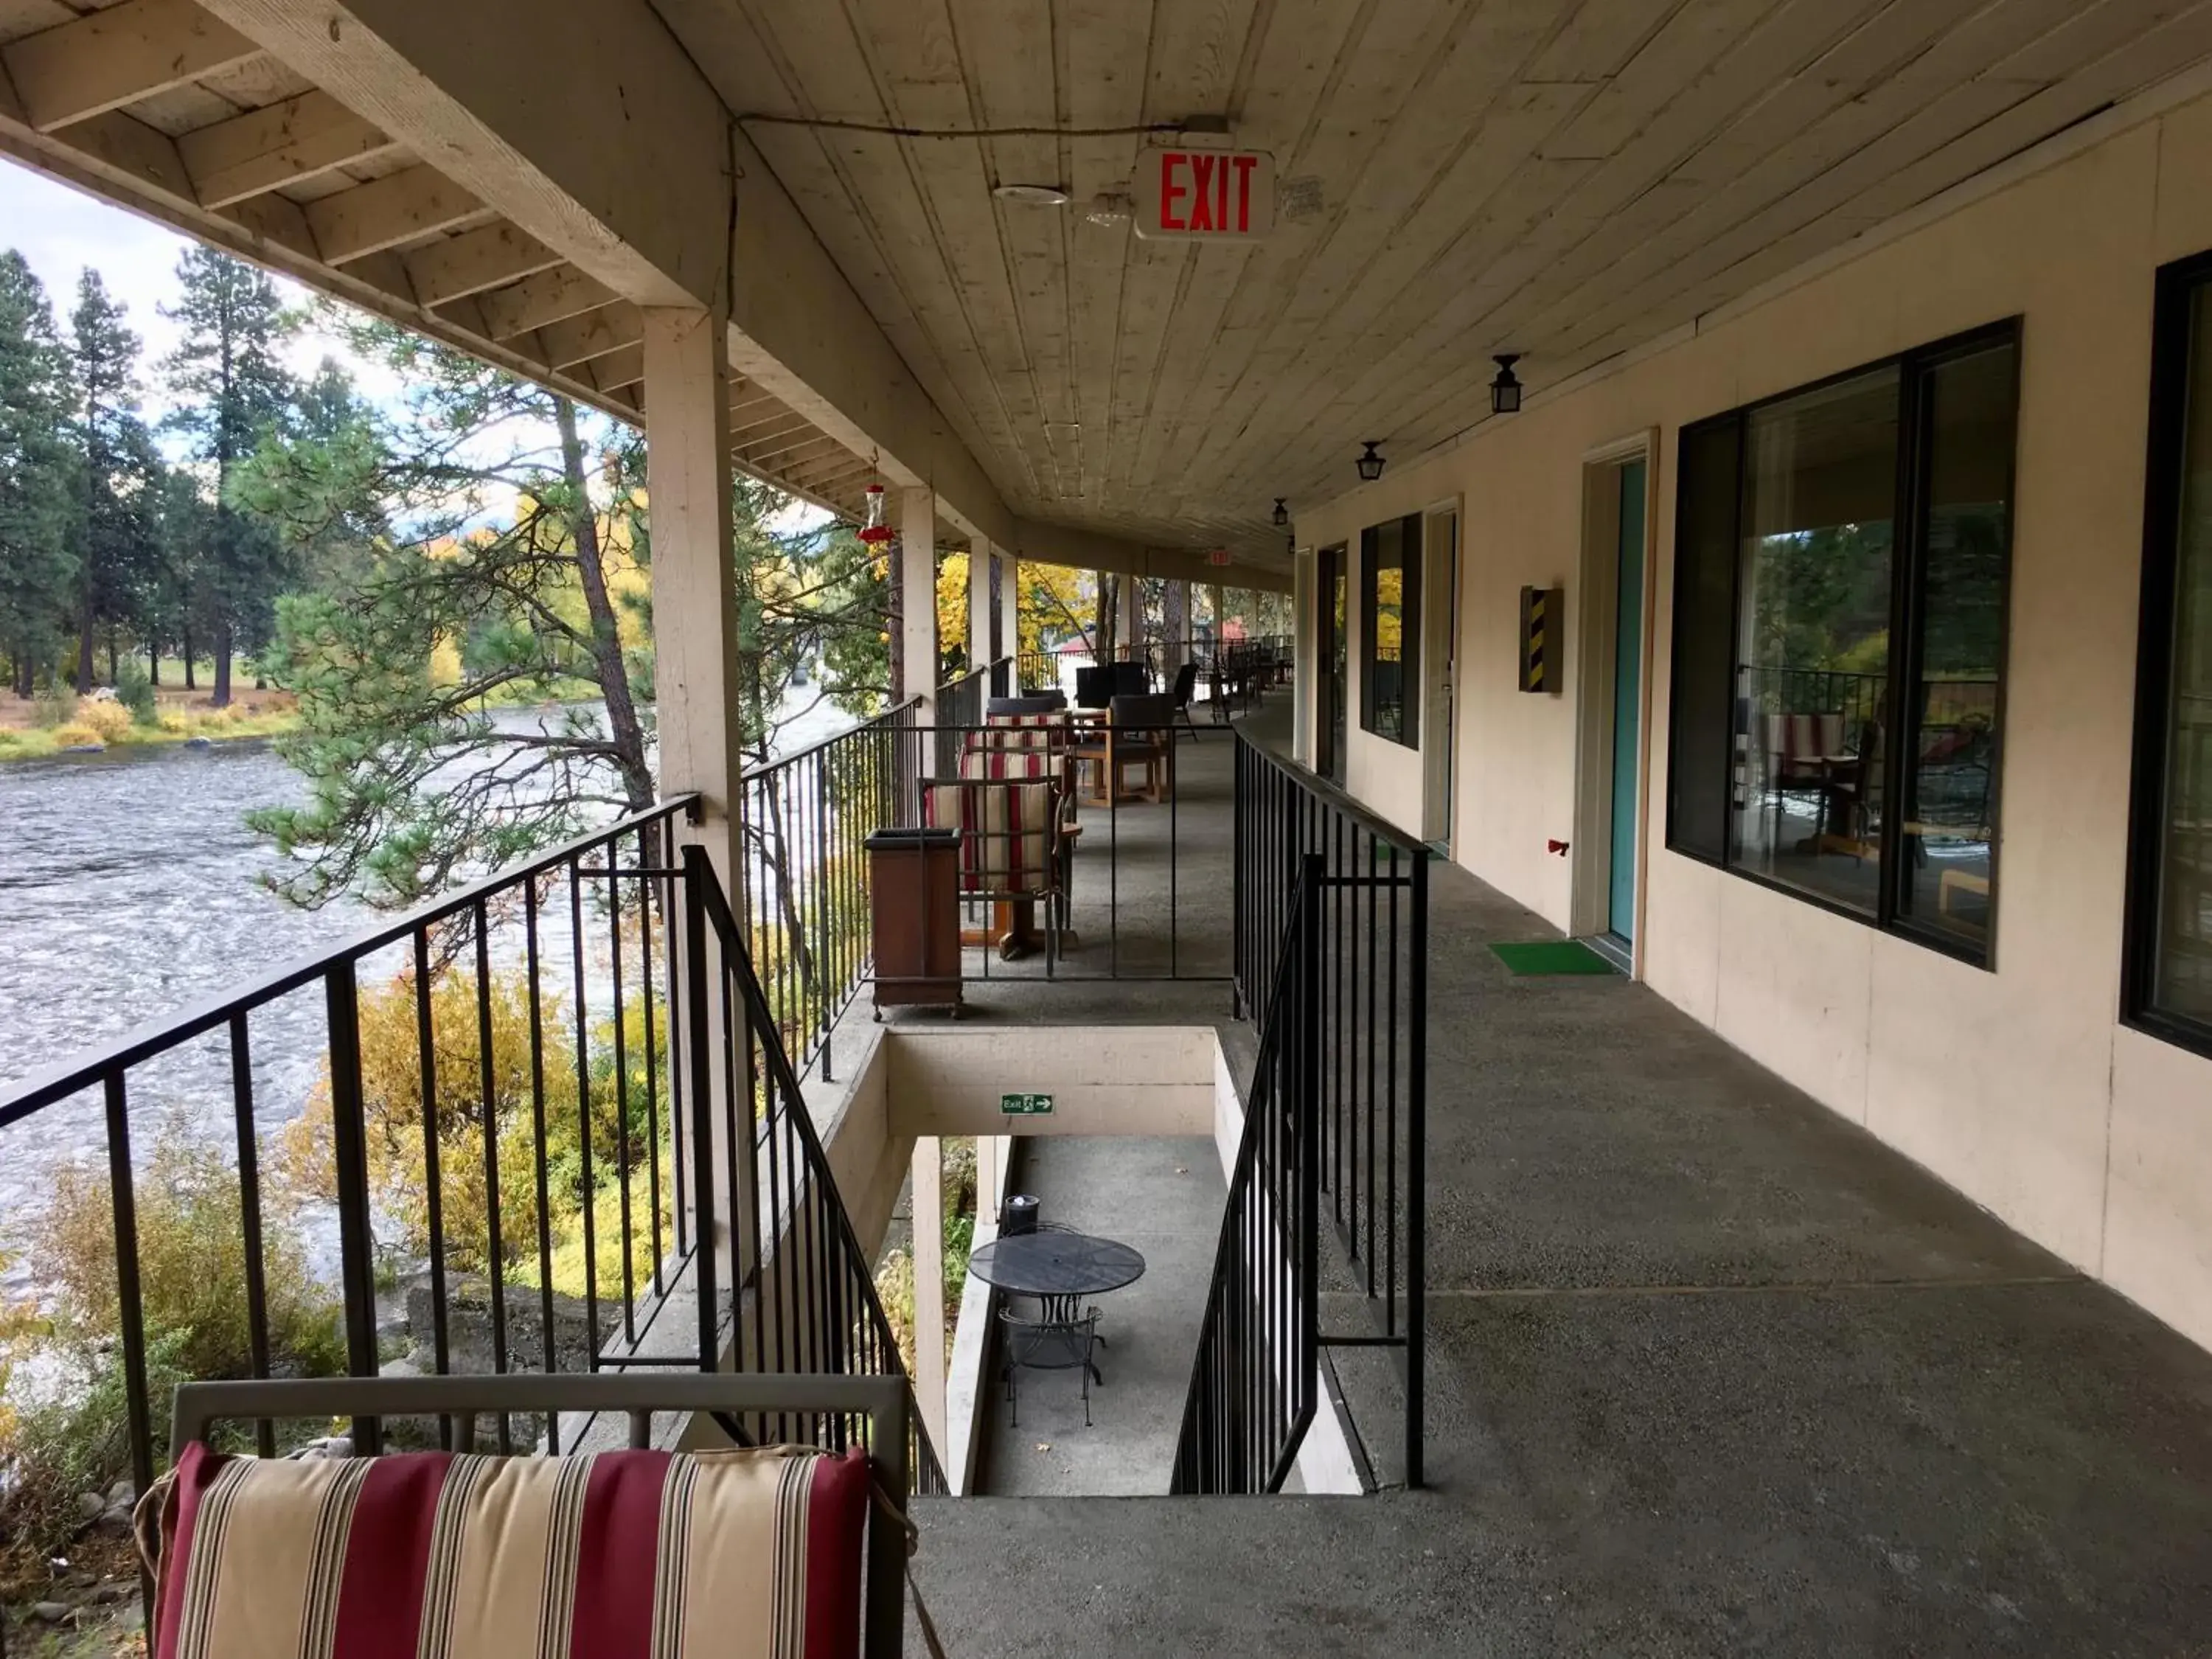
<box><xmin>1296</xmin><ymin>854</ymin><xmax>1325</xmax><ymax>1453</ymax></box>
<box><xmin>684</xmin><ymin>846</ymin><xmax>720</xmax><ymax>1371</ymax></box>
<box><xmin>1405</xmin><ymin>852</ymin><xmax>1428</xmax><ymax>1491</ymax></box>
<box><xmin>324</xmin><ymin>961</ymin><xmax>383</xmax><ymax>1450</ymax></box>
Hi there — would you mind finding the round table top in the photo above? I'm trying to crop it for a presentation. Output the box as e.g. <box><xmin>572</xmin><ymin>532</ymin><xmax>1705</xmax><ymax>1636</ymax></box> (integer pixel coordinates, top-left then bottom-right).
<box><xmin>968</xmin><ymin>1229</ymin><xmax>1147</xmax><ymax>1297</ymax></box>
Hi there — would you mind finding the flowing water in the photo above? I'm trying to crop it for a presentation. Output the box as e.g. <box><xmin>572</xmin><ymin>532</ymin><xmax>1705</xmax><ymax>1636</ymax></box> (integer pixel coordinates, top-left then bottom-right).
<box><xmin>0</xmin><ymin>693</ymin><xmax>856</xmax><ymax>1294</ymax></box>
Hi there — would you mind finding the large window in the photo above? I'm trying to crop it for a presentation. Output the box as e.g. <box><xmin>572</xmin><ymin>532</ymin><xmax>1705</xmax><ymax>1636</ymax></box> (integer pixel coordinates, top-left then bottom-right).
<box><xmin>2128</xmin><ymin>256</ymin><xmax>2212</xmax><ymax>1054</ymax></box>
<box><xmin>1668</xmin><ymin>324</ymin><xmax>2017</xmax><ymax>964</ymax></box>
<box><xmin>1360</xmin><ymin>513</ymin><xmax>1422</xmax><ymax>747</ymax></box>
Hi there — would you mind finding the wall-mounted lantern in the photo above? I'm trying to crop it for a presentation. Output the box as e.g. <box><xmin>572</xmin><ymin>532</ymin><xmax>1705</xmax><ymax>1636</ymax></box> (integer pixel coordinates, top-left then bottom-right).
<box><xmin>1354</xmin><ymin>441</ymin><xmax>1385</xmax><ymax>482</ymax></box>
<box><xmin>1272</xmin><ymin>497</ymin><xmax>1289</xmax><ymax>526</ymax></box>
<box><xmin>1491</xmin><ymin>354</ymin><xmax>1523</xmax><ymax>415</ymax></box>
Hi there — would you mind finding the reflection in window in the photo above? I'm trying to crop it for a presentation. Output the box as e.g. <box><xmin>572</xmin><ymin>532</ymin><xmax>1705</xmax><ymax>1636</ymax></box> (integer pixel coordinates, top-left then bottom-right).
<box><xmin>1361</xmin><ymin>515</ymin><xmax>1422</xmax><ymax>747</ymax></box>
<box><xmin>1731</xmin><ymin>366</ymin><xmax>1899</xmax><ymax>915</ymax></box>
<box><xmin>1669</xmin><ymin>324</ymin><xmax>2017</xmax><ymax>964</ymax></box>
<box><xmin>2138</xmin><ymin>274</ymin><xmax>2212</xmax><ymax>1039</ymax></box>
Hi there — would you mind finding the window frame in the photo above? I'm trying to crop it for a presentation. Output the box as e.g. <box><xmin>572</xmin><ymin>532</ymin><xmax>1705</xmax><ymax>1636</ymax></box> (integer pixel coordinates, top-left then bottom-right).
<box><xmin>2124</xmin><ymin>251</ymin><xmax>2212</xmax><ymax>1060</ymax></box>
<box><xmin>1358</xmin><ymin>512</ymin><xmax>1422</xmax><ymax>748</ymax></box>
<box><xmin>1665</xmin><ymin>319</ymin><xmax>2022</xmax><ymax>969</ymax></box>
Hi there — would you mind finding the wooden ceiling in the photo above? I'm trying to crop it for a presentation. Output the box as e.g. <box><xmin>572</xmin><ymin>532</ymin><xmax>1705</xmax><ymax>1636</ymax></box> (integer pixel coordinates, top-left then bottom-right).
<box><xmin>0</xmin><ymin>0</ymin><xmax>877</xmax><ymax>515</ymax></box>
<box><xmin>649</xmin><ymin>0</ymin><xmax>2212</xmax><ymax>561</ymax></box>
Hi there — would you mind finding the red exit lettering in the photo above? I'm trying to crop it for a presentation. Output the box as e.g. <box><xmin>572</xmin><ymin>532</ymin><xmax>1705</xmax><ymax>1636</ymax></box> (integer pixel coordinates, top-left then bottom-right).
<box><xmin>1140</xmin><ymin>148</ymin><xmax>1273</xmax><ymax>240</ymax></box>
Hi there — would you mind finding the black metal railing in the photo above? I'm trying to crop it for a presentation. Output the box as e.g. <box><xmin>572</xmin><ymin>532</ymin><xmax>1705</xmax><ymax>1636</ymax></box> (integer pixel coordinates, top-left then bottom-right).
<box><xmin>1231</xmin><ymin>732</ymin><xmax>1428</xmax><ymax>1488</ymax></box>
<box><xmin>1172</xmin><ymin>855</ymin><xmax>1321</xmax><ymax>1495</ymax></box>
<box><xmin>0</xmin><ymin>791</ymin><xmax>945</xmax><ymax>1590</ymax></box>
<box><xmin>0</xmin><ymin>798</ymin><xmax>701</xmax><ymax>1492</ymax></box>
<box><xmin>684</xmin><ymin>844</ymin><xmax>946</xmax><ymax>1492</ymax></box>
<box><xmin>736</xmin><ymin>698</ymin><xmax>920</xmax><ymax>1083</ymax></box>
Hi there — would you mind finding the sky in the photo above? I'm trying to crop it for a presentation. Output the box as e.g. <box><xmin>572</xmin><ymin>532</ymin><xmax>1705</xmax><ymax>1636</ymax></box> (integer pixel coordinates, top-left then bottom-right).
<box><xmin>1</xmin><ymin>156</ymin><xmax>400</xmax><ymax>437</ymax></box>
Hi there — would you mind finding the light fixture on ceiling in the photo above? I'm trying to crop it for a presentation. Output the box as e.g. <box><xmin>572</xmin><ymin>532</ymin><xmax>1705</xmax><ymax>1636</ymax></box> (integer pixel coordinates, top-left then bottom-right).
<box><xmin>1272</xmin><ymin>497</ymin><xmax>1289</xmax><ymax>527</ymax></box>
<box><xmin>1490</xmin><ymin>353</ymin><xmax>1523</xmax><ymax>415</ymax></box>
<box><xmin>1355</xmin><ymin>440</ymin><xmax>1385</xmax><ymax>483</ymax></box>
<box><xmin>993</xmin><ymin>181</ymin><xmax>1071</xmax><ymax>206</ymax></box>
<box><xmin>1085</xmin><ymin>189</ymin><xmax>1134</xmax><ymax>226</ymax></box>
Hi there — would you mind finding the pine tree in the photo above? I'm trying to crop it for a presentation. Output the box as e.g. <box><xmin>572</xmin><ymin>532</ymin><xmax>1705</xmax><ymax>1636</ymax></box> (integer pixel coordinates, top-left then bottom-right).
<box><xmin>161</xmin><ymin>246</ymin><xmax>296</xmax><ymax>706</ymax></box>
<box><xmin>0</xmin><ymin>251</ymin><xmax>78</xmax><ymax>698</ymax></box>
<box><xmin>69</xmin><ymin>271</ymin><xmax>162</xmax><ymax>690</ymax></box>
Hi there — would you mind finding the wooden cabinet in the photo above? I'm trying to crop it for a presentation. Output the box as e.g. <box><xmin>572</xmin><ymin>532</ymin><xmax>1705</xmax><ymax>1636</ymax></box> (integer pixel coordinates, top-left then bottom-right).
<box><xmin>864</xmin><ymin>827</ymin><xmax>963</xmax><ymax>1015</ymax></box>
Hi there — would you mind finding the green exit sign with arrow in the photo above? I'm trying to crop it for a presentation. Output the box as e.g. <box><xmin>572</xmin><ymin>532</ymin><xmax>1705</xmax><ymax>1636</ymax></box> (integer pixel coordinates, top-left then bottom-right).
<box><xmin>1000</xmin><ymin>1093</ymin><xmax>1053</xmax><ymax>1116</ymax></box>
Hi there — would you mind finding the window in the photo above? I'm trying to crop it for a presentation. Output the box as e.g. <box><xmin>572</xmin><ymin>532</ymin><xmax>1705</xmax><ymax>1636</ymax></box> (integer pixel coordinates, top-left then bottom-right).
<box><xmin>1360</xmin><ymin>514</ymin><xmax>1422</xmax><ymax>746</ymax></box>
<box><xmin>2127</xmin><ymin>256</ymin><xmax>2212</xmax><ymax>1054</ymax></box>
<box><xmin>1667</xmin><ymin>324</ymin><xmax>2017</xmax><ymax>964</ymax></box>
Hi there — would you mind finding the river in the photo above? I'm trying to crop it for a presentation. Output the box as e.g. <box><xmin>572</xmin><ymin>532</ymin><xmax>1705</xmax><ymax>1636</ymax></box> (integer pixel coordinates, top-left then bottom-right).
<box><xmin>0</xmin><ymin>692</ymin><xmax>857</xmax><ymax>1293</ymax></box>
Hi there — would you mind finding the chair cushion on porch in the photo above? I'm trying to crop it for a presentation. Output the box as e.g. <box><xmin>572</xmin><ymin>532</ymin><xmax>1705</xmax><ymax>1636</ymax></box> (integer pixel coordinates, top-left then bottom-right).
<box><xmin>925</xmin><ymin>779</ymin><xmax>1054</xmax><ymax>895</ymax></box>
<box><xmin>957</xmin><ymin>745</ymin><xmax>1065</xmax><ymax>784</ymax></box>
<box><xmin>973</xmin><ymin>711</ymin><xmax>1068</xmax><ymax>751</ymax></box>
<box><xmin>150</xmin><ymin>1439</ymin><xmax>870</xmax><ymax>1659</ymax></box>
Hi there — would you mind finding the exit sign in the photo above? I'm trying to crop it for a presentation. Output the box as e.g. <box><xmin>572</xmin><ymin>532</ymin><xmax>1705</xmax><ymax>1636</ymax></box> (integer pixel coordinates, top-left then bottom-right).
<box><xmin>1001</xmin><ymin>1092</ymin><xmax>1054</xmax><ymax>1116</ymax></box>
<box><xmin>1135</xmin><ymin>147</ymin><xmax>1274</xmax><ymax>242</ymax></box>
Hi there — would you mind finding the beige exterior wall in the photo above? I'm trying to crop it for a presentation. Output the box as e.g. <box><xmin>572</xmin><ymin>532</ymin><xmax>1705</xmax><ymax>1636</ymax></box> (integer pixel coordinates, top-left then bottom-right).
<box><xmin>1297</xmin><ymin>93</ymin><xmax>2212</xmax><ymax>1353</ymax></box>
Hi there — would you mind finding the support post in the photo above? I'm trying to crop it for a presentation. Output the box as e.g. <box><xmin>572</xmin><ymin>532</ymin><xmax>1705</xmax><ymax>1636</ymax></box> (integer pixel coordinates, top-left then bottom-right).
<box><xmin>1208</xmin><ymin>583</ymin><xmax>1227</xmax><ymax>642</ymax></box>
<box><xmin>910</xmin><ymin>1135</ymin><xmax>948</xmax><ymax>1452</ymax></box>
<box><xmin>899</xmin><ymin>486</ymin><xmax>937</xmax><ymax>713</ymax></box>
<box><xmin>968</xmin><ymin>539</ymin><xmax>995</xmax><ymax>682</ymax></box>
<box><xmin>1117</xmin><ymin>572</ymin><xmax>1141</xmax><ymax>663</ymax></box>
<box><xmin>999</xmin><ymin>554</ymin><xmax>1020</xmax><ymax>680</ymax></box>
<box><xmin>642</xmin><ymin>308</ymin><xmax>743</xmax><ymax>891</ymax></box>
<box><xmin>643</xmin><ymin>308</ymin><xmax>747</xmax><ymax>1348</ymax></box>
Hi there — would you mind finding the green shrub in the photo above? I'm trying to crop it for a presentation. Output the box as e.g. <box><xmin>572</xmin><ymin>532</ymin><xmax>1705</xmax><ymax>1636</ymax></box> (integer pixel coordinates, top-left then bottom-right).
<box><xmin>72</xmin><ymin>698</ymin><xmax>133</xmax><ymax>745</ymax></box>
<box><xmin>114</xmin><ymin>660</ymin><xmax>157</xmax><ymax>725</ymax></box>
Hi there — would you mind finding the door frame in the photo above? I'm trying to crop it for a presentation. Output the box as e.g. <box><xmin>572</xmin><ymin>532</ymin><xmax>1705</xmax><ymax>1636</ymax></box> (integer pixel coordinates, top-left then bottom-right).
<box><xmin>1570</xmin><ymin>432</ymin><xmax>1660</xmax><ymax>965</ymax></box>
<box><xmin>1419</xmin><ymin>498</ymin><xmax>1461</xmax><ymax>849</ymax></box>
<box><xmin>1315</xmin><ymin>542</ymin><xmax>1349</xmax><ymax>785</ymax></box>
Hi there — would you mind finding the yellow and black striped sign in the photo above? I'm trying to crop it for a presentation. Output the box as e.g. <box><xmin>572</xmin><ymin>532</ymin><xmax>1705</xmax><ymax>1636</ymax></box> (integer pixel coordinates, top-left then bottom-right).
<box><xmin>1520</xmin><ymin>585</ymin><xmax>1562</xmax><ymax>693</ymax></box>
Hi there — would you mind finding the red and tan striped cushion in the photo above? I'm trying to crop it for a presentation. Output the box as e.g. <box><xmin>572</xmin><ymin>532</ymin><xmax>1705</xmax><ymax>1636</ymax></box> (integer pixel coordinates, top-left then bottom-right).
<box><xmin>972</xmin><ymin>713</ymin><xmax>1067</xmax><ymax>751</ymax></box>
<box><xmin>956</xmin><ymin>747</ymin><xmax>1063</xmax><ymax>784</ymax></box>
<box><xmin>150</xmin><ymin>1441</ymin><xmax>869</xmax><ymax>1659</ymax></box>
<box><xmin>925</xmin><ymin>780</ymin><xmax>1053</xmax><ymax>894</ymax></box>
<box><xmin>1765</xmin><ymin>712</ymin><xmax>1848</xmax><ymax>770</ymax></box>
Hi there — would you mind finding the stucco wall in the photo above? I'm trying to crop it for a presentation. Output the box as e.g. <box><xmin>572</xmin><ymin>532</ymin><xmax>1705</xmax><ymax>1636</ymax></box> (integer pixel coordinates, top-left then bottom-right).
<box><xmin>1295</xmin><ymin>94</ymin><xmax>2212</xmax><ymax>1352</ymax></box>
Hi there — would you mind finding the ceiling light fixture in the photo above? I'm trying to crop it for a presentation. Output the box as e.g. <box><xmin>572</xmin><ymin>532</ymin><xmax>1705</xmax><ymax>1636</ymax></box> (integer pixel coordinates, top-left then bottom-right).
<box><xmin>993</xmin><ymin>182</ymin><xmax>1071</xmax><ymax>205</ymax></box>
<box><xmin>1490</xmin><ymin>353</ymin><xmax>1523</xmax><ymax>415</ymax></box>
<box><xmin>1355</xmin><ymin>441</ymin><xmax>1385</xmax><ymax>483</ymax></box>
<box><xmin>1272</xmin><ymin>497</ymin><xmax>1289</xmax><ymax>527</ymax></box>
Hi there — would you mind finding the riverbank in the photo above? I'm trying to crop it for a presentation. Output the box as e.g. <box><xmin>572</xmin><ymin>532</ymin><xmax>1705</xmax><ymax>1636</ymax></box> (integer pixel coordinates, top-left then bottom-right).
<box><xmin>0</xmin><ymin>706</ymin><xmax>299</xmax><ymax>761</ymax></box>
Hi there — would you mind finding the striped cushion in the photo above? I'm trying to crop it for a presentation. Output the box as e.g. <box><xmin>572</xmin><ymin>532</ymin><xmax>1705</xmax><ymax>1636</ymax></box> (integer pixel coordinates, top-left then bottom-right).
<box><xmin>150</xmin><ymin>1441</ymin><xmax>869</xmax><ymax>1659</ymax></box>
<box><xmin>925</xmin><ymin>780</ymin><xmax>1054</xmax><ymax>894</ymax></box>
<box><xmin>970</xmin><ymin>712</ymin><xmax>1068</xmax><ymax>751</ymax></box>
<box><xmin>957</xmin><ymin>747</ymin><xmax>1064</xmax><ymax>784</ymax></box>
<box><xmin>1766</xmin><ymin>712</ymin><xmax>1848</xmax><ymax>771</ymax></box>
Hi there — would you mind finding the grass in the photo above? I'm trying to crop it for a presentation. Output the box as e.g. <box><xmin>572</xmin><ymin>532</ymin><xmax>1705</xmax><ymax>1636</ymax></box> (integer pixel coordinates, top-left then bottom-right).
<box><xmin>0</xmin><ymin>707</ymin><xmax>299</xmax><ymax>763</ymax></box>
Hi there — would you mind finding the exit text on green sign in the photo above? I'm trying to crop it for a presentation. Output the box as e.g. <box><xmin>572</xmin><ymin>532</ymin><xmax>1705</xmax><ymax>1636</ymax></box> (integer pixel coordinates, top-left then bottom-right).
<box><xmin>1000</xmin><ymin>1093</ymin><xmax>1053</xmax><ymax>1116</ymax></box>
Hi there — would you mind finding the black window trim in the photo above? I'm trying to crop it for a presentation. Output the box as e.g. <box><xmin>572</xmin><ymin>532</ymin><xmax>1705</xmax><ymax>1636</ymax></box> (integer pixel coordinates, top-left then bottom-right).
<box><xmin>2123</xmin><ymin>249</ymin><xmax>2212</xmax><ymax>1061</ymax></box>
<box><xmin>1664</xmin><ymin>317</ymin><xmax>2023</xmax><ymax>971</ymax></box>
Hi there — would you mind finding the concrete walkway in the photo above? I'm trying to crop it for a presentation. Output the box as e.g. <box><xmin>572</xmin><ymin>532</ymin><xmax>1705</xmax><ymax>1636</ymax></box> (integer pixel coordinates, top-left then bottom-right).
<box><xmin>974</xmin><ymin>1135</ymin><xmax>1225</xmax><ymax>1496</ymax></box>
<box><xmin>914</xmin><ymin>712</ymin><xmax>2212</xmax><ymax>1656</ymax></box>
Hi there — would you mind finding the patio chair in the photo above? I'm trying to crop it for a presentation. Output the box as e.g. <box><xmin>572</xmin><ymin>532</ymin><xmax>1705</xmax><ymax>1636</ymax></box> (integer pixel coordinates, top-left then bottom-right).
<box><xmin>987</xmin><ymin>692</ymin><xmax>1065</xmax><ymax>717</ymax></box>
<box><xmin>1071</xmin><ymin>693</ymin><xmax>1173</xmax><ymax>804</ymax></box>
<box><xmin>1168</xmin><ymin>660</ymin><xmax>1203</xmax><ymax>741</ymax></box>
<box><xmin>142</xmin><ymin>1371</ymin><xmax>926</xmax><ymax>1659</ymax></box>
<box><xmin>924</xmin><ymin>776</ymin><xmax>1065</xmax><ymax>964</ymax></box>
<box><xmin>999</xmin><ymin>1302</ymin><xmax>1102</xmax><ymax>1427</ymax></box>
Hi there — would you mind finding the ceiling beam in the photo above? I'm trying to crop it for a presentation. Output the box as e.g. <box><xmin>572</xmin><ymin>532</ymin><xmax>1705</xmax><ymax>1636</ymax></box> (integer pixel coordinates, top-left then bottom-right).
<box><xmin>586</xmin><ymin>344</ymin><xmax>644</xmax><ymax>393</ymax></box>
<box><xmin>3</xmin><ymin>0</ymin><xmax>260</xmax><ymax>132</ymax></box>
<box><xmin>737</xmin><ymin>431</ymin><xmax>846</xmax><ymax>472</ymax></box>
<box><xmin>176</xmin><ymin>88</ymin><xmax>396</xmax><ymax>209</ymax></box>
<box><xmin>403</xmin><ymin>221</ymin><xmax>561</xmax><ymax>307</ymax></box>
<box><xmin>304</xmin><ymin>162</ymin><xmax>482</xmax><ymax>264</ymax></box>
<box><xmin>535</xmin><ymin>302</ymin><xmax>643</xmax><ymax>370</ymax></box>
<box><xmin>197</xmin><ymin>0</ymin><xmax>728</xmax><ymax>307</ymax></box>
<box><xmin>474</xmin><ymin>264</ymin><xmax>616</xmax><ymax>341</ymax></box>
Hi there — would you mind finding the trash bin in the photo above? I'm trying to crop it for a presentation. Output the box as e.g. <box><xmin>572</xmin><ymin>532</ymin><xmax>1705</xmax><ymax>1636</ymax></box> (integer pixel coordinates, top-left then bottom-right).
<box><xmin>1001</xmin><ymin>1194</ymin><xmax>1040</xmax><ymax>1236</ymax></box>
<box><xmin>863</xmin><ymin>827</ymin><xmax>962</xmax><ymax>1017</ymax></box>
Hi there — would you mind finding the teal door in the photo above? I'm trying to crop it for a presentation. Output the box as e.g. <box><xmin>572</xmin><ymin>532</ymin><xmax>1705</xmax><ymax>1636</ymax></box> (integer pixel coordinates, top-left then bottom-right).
<box><xmin>1610</xmin><ymin>462</ymin><xmax>1646</xmax><ymax>941</ymax></box>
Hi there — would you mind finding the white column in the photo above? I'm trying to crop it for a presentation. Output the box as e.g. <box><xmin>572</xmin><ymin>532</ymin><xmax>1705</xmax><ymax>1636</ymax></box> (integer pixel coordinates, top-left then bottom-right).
<box><xmin>1116</xmin><ymin>574</ymin><xmax>1141</xmax><ymax>661</ymax></box>
<box><xmin>642</xmin><ymin>307</ymin><xmax>748</xmax><ymax>1344</ymax></box>
<box><xmin>1208</xmin><ymin>583</ymin><xmax>1227</xmax><ymax>641</ymax></box>
<box><xmin>998</xmin><ymin>554</ymin><xmax>1020</xmax><ymax>675</ymax></box>
<box><xmin>910</xmin><ymin>1136</ymin><xmax>947</xmax><ymax>1451</ymax></box>
<box><xmin>899</xmin><ymin>486</ymin><xmax>937</xmax><ymax>712</ymax></box>
<box><xmin>642</xmin><ymin>307</ymin><xmax>742</xmax><ymax>888</ymax></box>
<box><xmin>967</xmin><ymin>539</ymin><xmax>995</xmax><ymax>681</ymax></box>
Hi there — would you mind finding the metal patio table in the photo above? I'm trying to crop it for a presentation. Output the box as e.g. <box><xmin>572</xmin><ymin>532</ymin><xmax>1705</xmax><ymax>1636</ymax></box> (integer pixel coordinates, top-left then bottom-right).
<box><xmin>969</xmin><ymin>1228</ymin><xmax>1147</xmax><ymax>1383</ymax></box>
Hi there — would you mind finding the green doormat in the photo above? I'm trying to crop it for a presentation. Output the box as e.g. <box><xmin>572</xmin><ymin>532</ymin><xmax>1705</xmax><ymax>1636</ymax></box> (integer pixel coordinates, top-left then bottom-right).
<box><xmin>1489</xmin><ymin>939</ymin><xmax>1619</xmax><ymax>975</ymax></box>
